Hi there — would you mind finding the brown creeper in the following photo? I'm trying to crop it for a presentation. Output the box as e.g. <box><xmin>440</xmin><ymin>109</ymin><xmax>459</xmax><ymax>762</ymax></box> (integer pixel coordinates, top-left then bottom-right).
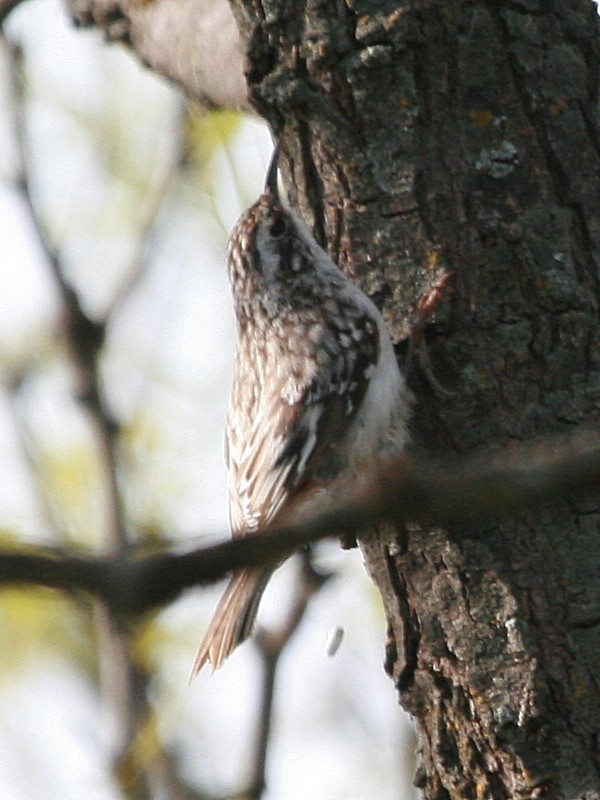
<box><xmin>192</xmin><ymin>146</ymin><xmax>410</xmax><ymax>673</ymax></box>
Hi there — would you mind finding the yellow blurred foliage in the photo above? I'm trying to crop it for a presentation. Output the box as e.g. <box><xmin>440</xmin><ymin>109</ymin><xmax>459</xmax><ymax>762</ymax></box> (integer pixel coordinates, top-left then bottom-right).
<box><xmin>121</xmin><ymin>409</ymin><xmax>165</xmax><ymax>456</ymax></box>
<box><xmin>38</xmin><ymin>444</ymin><xmax>107</xmax><ymax>546</ymax></box>
<box><xmin>186</xmin><ymin>108</ymin><xmax>242</xmax><ymax>171</ymax></box>
<box><xmin>0</xmin><ymin>586</ymin><xmax>92</xmax><ymax>679</ymax></box>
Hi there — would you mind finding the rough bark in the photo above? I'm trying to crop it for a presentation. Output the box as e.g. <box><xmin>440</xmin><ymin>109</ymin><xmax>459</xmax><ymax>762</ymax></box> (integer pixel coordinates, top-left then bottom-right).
<box><xmin>225</xmin><ymin>1</ymin><xmax>600</xmax><ymax>799</ymax></box>
<box><xmin>63</xmin><ymin>0</ymin><xmax>600</xmax><ymax>797</ymax></box>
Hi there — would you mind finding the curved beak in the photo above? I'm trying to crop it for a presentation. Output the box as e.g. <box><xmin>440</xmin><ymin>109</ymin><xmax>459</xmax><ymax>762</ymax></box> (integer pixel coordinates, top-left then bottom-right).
<box><xmin>264</xmin><ymin>142</ymin><xmax>280</xmax><ymax>201</ymax></box>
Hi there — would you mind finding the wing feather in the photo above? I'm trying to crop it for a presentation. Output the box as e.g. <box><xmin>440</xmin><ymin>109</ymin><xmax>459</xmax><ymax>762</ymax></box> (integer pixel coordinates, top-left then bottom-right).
<box><xmin>226</xmin><ymin>307</ymin><xmax>380</xmax><ymax>535</ymax></box>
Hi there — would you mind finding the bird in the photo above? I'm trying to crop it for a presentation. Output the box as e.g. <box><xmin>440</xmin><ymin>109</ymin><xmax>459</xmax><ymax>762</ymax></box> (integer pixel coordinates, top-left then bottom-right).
<box><xmin>192</xmin><ymin>144</ymin><xmax>410</xmax><ymax>674</ymax></box>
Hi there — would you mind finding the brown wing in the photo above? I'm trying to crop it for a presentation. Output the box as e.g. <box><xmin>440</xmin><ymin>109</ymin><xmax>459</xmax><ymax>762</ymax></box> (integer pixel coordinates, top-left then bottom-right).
<box><xmin>226</xmin><ymin>310</ymin><xmax>380</xmax><ymax>536</ymax></box>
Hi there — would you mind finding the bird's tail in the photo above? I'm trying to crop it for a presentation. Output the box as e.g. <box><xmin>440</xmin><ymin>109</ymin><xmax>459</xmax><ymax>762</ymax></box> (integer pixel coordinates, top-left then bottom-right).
<box><xmin>191</xmin><ymin>568</ymin><xmax>270</xmax><ymax>676</ymax></box>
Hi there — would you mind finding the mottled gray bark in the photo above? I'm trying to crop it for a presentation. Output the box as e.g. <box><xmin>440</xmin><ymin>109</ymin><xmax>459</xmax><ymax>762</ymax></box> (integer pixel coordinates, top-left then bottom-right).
<box><xmin>228</xmin><ymin>2</ymin><xmax>600</xmax><ymax>798</ymax></box>
<box><xmin>63</xmin><ymin>0</ymin><xmax>600</xmax><ymax>797</ymax></box>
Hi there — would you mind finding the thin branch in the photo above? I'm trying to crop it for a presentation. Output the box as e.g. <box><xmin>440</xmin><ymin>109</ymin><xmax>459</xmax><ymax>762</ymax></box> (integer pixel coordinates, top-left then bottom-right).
<box><xmin>3</xmin><ymin>33</ymin><xmax>177</xmax><ymax>797</ymax></box>
<box><xmin>1</xmin><ymin>432</ymin><xmax>599</xmax><ymax>614</ymax></box>
<box><xmin>6</xmin><ymin>33</ymin><xmax>128</xmax><ymax>552</ymax></box>
<box><xmin>247</xmin><ymin>554</ymin><xmax>332</xmax><ymax>799</ymax></box>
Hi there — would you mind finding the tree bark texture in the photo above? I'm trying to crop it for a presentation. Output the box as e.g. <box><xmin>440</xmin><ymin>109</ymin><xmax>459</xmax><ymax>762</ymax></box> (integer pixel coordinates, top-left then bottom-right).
<box><xmin>225</xmin><ymin>2</ymin><xmax>600</xmax><ymax>799</ymax></box>
<box><xmin>65</xmin><ymin>0</ymin><xmax>600</xmax><ymax>797</ymax></box>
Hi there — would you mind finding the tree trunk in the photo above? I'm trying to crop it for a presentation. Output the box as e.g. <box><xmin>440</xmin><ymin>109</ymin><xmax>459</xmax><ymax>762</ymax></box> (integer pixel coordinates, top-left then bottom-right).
<box><xmin>229</xmin><ymin>1</ymin><xmax>600</xmax><ymax>798</ymax></box>
<box><xmin>62</xmin><ymin>0</ymin><xmax>600</xmax><ymax>794</ymax></box>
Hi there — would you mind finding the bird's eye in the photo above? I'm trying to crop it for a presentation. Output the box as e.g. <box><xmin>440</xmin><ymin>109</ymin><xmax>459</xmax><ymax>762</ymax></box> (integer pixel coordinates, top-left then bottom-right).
<box><xmin>269</xmin><ymin>218</ymin><xmax>286</xmax><ymax>237</ymax></box>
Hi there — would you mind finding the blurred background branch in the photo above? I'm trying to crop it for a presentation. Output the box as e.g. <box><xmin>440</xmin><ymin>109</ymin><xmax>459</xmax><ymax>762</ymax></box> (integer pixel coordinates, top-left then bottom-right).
<box><xmin>66</xmin><ymin>0</ymin><xmax>247</xmax><ymax>109</ymax></box>
<box><xmin>2</xmin><ymin>27</ymin><xmax>187</xmax><ymax>798</ymax></box>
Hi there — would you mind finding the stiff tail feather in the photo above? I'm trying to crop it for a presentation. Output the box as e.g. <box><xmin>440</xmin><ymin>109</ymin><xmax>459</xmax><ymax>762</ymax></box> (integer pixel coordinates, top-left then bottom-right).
<box><xmin>191</xmin><ymin>568</ymin><xmax>271</xmax><ymax>676</ymax></box>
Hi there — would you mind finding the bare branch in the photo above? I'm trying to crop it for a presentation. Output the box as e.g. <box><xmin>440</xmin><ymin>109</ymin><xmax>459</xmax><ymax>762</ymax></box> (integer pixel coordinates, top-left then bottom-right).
<box><xmin>248</xmin><ymin>555</ymin><xmax>332</xmax><ymax>799</ymax></box>
<box><xmin>65</xmin><ymin>0</ymin><xmax>248</xmax><ymax>109</ymax></box>
<box><xmin>1</xmin><ymin>433</ymin><xmax>599</xmax><ymax>614</ymax></box>
<box><xmin>3</xmin><ymin>34</ymin><xmax>179</xmax><ymax>795</ymax></box>
<box><xmin>5</xmin><ymin>34</ymin><xmax>128</xmax><ymax>551</ymax></box>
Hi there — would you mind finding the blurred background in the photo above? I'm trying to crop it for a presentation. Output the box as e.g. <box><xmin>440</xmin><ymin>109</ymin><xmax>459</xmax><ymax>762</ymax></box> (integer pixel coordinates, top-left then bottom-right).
<box><xmin>0</xmin><ymin>2</ymin><xmax>417</xmax><ymax>797</ymax></box>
